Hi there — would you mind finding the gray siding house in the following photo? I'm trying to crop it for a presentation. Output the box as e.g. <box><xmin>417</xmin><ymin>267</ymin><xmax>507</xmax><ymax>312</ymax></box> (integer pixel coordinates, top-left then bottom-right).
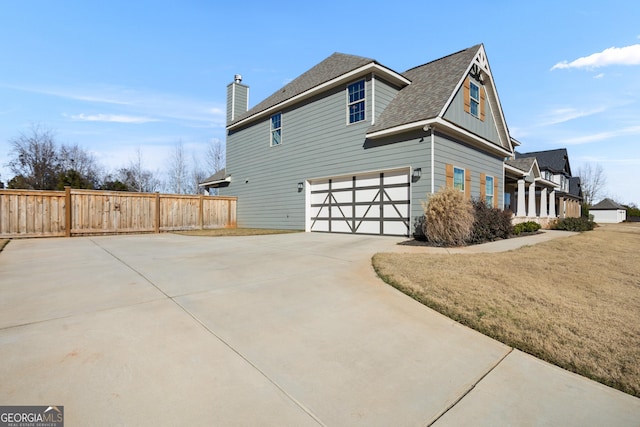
<box><xmin>216</xmin><ymin>44</ymin><xmax>514</xmax><ymax>236</ymax></box>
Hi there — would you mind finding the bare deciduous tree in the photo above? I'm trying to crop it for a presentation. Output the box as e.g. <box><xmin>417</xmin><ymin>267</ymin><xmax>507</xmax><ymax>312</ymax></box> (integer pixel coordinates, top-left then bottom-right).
<box><xmin>206</xmin><ymin>138</ymin><xmax>225</xmax><ymax>174</ymax></box>
<box><xmin>190</xmin><ymin>153</ymin><xmax>207</xmax><ymax>195</ymax></box>
<box><xmin>117</xmin><ymin>147</ymin><xmax>160</xmax><ymax>193</ymax></box>
<box><xmin>166</xmin><ymin>140</ymin><xmax>189</xmax><ymax>194</ymax></box>
<box><xmin>58</xmin><ymin>143</ymin><xmax>103</xmax><ymax>188</ymax></box>
<box><xmin>577</xmin><ymin>162</ymin><xmax>607</xmax><ymax>206</ymax></box>
<box><xmin>7</xmin><ymin>124</ymin><xmax>59</xmax><ymax>189</ymax></box>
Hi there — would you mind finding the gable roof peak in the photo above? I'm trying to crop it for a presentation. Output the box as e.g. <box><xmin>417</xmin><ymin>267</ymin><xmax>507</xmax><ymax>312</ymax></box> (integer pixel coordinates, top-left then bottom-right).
<box><xmin>402</xmin><ymin>44</ymin><xmax>483</xmax><ymax>74</ymax></box>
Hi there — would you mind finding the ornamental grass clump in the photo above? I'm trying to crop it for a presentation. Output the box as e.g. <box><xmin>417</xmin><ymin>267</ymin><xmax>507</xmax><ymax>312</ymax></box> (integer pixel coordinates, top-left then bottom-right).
<box><xmin>422</xmin><ymin>186</ymin><xmax>474</xmax><ymax>246</ymax></box>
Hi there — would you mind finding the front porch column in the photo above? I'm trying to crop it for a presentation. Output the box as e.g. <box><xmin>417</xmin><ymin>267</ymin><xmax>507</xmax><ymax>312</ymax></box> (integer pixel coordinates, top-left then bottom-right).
<box><xmin>540</xmin><ymin>188</ymin><xmax>548</xmax><ymax>217</ymax></box>
<box><xmin>528</xmin><ymin>182</ymin><xmax>537</xmax><ymax>218</ymax></box>
<box><xmin>516</xmin><ymin>179</ymin><xmax>527</xmax><ymax>217</ymax></box>
<box><xmin>559</xmin><ymin>196</ymin><xmax>565</xmax><ymax>219</ymax></box>
<box><xmin>549</xmin><ymin>190</ymin><xmax>556</xmax><ymax>218</ymax></box>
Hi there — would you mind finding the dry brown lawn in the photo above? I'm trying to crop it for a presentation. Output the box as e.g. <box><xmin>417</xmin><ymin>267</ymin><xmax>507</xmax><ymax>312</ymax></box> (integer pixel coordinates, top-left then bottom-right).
<box><xmin>173</xmin><ymin>228</ymin><xmax>302</xmax><ymax>237</ymax></box>
<box><xmin>372</xmin><ymin>223</ymin><xmax>640</xmax><ymax>397</ymax></box>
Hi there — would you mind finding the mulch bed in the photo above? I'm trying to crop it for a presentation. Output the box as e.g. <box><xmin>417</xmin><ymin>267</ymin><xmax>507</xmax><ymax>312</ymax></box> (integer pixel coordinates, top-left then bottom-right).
<box><xmin>399</xmin><ymin>231</ymin><xmax>543</xmax><ymax>247</ymax></box>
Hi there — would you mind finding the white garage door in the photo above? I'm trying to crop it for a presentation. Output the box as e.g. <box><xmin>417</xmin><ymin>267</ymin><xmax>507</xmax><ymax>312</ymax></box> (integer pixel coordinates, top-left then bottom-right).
<box><xmin>309</xmin><ymin>168</ymin><xmax>410</xmax><ymax>236</ymax></box>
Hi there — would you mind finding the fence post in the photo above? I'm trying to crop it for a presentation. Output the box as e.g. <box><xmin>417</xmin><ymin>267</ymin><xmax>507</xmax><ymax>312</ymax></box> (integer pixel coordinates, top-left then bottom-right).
<box><xmin>155</xmin><ymin>192</ymin><xmax>160</xmax><ymax>233</ymax></box>
<box><xmin>199</xmin><ymin>195</ymin><xmax>204</xmax><ymax>230</ymax></box>
<box><xmin>65</xmin><ymin>186</ymin><xmax>72</xmax><ymax>237</ymax></box>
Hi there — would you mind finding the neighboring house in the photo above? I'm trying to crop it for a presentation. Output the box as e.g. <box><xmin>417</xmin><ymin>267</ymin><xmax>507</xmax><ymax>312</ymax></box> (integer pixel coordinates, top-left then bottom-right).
<box><xmin>590</xmin><ymin>198</ymin><xmax>627</xmax><ymax>223</ymax></box>
<box><xmin>504</xmin><ymin>148</ymin><xmax>582</xmax><ymax>225</ymax></box>
<box><xmin>217</xmin><ymin>44</ymin><xmax>514</xmax><ymax>236</ymax></box>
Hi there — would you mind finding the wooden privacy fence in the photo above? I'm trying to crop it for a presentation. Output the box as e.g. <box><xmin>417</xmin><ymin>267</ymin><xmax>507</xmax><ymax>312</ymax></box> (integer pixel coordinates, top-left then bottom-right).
<box><xmin>0</xmin><ymin>187</ymin><xmax>237</xmax><ymax>238</ymax></box>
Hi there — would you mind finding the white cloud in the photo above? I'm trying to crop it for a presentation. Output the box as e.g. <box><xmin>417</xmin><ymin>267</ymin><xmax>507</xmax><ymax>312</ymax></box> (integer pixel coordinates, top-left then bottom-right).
<box><xmin>3</xmin><ymin>83</ymin><xmax>225</xmax><ymax>127</ymax></box>
<box><xmin>539</xmin><ymin>106</ymin><xmax>607</xmax><ymax>126</ymax></box>
<box><xmin>594</xmin><ymin>73</ymin><xmax>605</xmax><ymax>79</ymax></box>
<box><xmin>67</xmin><ymin>113</ymin><xmax>159</xmax><ymax>124</ymax></box>
<box><xmin>559</xmin><ymin>125</ymin><xmax>640</xmax><ymax>145</ymax></box>
<box><xmin>551</xmin><ymin>44</ymin><xmax>640</xmax><ymax>70</ymax></box>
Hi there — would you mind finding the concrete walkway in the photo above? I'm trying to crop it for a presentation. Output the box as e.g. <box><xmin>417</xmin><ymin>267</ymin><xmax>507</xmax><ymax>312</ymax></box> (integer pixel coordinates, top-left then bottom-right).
<box><xmin>0</xmin><ymin>231</ymin><xmax>638</xmax><ymax>426</ymax></box>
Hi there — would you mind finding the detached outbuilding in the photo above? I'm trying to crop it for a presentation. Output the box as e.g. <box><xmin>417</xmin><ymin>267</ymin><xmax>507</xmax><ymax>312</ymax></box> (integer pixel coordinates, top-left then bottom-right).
<box><xmin>590</xmin><ymin>198</ymin><xmax>627</xmax><ymax>223</ymax></box>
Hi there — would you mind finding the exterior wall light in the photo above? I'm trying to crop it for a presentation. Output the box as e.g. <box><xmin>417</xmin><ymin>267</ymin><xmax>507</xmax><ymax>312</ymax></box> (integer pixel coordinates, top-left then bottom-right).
<box><xmin>412</xmin><ymin>168</ymin><xmax>422</xmax><ymax>182</ymax></box>
<box><xmin>297</xmin><ymin>182</ymin><xmax>304</xmax><ymax>192</ymax></box>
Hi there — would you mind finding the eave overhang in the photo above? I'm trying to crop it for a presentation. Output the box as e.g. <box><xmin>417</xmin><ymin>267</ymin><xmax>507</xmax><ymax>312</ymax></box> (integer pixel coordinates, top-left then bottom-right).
<box><xmin>198</xmin><ymin>176</ymin><xmax>231</xmax><ymax>188</ymax></box>
<box><xmin>366</xmin><ymin>116</ymin><xmax>513</xmax><ymax>158</ymax></box>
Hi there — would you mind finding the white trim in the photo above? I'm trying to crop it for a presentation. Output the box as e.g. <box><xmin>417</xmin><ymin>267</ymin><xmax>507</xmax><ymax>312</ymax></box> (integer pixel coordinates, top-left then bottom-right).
<box><xmin>270</xmin><ymin>112</ymin><xmax>282</xmax><ymax>147</ymax></box>
<box><xmin>198</xmin><ymin>176</ymin><xmax>231</xmax><ymax>187</ymax></box>
<box><xmin>367</xmin><ymin>117</ymin><xmax>512</xmax><ymax>157</ymax></box>
<box><xmin>227</xmin><ymin>63</ymin><xmax>410</xmax><ymax>131</ymax></box>
<box><xmin>453</xmin><ymin>166</ymin><xmax>465</xmax><ymax>192</ymax></box>
<box><xmin>504</xmin><ymin>163</ymin><xmax>527</xmax><ymax>177</ymax></box>
<box><xmin>430</xmin><ymin>127</ymin><xmax>435</xmax><ymax>194</ymax></box>
<box><xmin>534</xmin><ymin>177</ymin><xmax>560</xmax><ymax>188</ymax></box>
<box><xmin>371</xmin><ymin>73</ymin><xmax>376</xmax><ymax>125</ymax></box>
<box><xmin>469</xmin><ymin>80</ymin><xmax>480</xmax><ymax>118</ymax></box>
<box><xmin>367</xmin><ymin>119</ymin><xmax>436</xmax><ymax>138</ymax></box>
<box><xmin>346</xmin><ymin>79</ymin><xmax>366</xmax><ymax>125</ymax></box>
<box><xmin>305</xmin><ymin>179</ymin><xmax>311</xmax><ymax>232</ymax></box>
<box><xmin>486</xmin><ymin>174</ymin><xmax>495</xmax><ymax>206</ymax></box>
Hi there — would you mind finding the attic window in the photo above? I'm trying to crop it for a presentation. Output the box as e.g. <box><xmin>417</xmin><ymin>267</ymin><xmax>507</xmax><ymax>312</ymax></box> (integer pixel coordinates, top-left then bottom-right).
<box><xmin>347</xmin><ymin>80</ymin><xmax>366</xmax><ymax>124</ymax></box>
<box><xmin>470</xmin><ymin>82</ymin><xmax>480</xmax><ymax>117</ymax></box>
<box><xmin>464</xmin><ymin>76</ymin><xmax>485</xmax><ymax>121</ymax></box>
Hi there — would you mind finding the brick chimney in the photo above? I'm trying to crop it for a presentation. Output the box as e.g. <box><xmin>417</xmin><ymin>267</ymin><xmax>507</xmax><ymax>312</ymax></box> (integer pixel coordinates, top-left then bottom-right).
<box><xmin>227</xmin><ymin>74</ymin><xmax>249</xmax><ymax>124</ymax></box>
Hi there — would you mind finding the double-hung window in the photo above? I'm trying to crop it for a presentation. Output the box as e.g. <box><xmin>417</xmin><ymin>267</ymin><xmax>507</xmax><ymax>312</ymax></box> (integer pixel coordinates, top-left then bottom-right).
<box><xmin>485</xmin><ymin>175</ymin><xmax>494</xmax><ymax>206</ymax></box>
<box><xmin>469</xmin><ymin>81</ymin><xmax>480</xmax><ymax>118</ymax></box>
<box><xmin>453</xmin><ymin>167</ymin><xmax>465</xmax><ymax>191</ymax></box>
<box><xmin>347</xmin><ymin>80</ymin><xmax>366</xmax><ymax>124</ymax></box>
<box><xmin>270</xmin><ymin>113</ymin><xmax>282</xmax><ymax>146</ymax></box>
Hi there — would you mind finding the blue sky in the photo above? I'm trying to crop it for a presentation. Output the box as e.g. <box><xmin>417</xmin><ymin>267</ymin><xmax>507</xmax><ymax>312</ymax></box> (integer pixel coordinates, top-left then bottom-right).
<box><xmin>1</xmin><ymin>1</ymin><xmax>639</xmax><ymax>204</ymax></box>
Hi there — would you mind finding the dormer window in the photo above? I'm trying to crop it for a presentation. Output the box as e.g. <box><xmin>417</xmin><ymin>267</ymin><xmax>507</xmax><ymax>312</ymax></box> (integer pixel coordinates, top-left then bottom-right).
<box><xmin>347</xmin><ymin>80</ymin><xmax>366</xmax><ymax>124</ymax></box>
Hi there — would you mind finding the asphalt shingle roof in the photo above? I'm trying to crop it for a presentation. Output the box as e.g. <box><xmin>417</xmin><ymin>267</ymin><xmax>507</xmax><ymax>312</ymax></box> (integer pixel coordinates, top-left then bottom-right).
<box><xmin>200</xmin><ymin>168</ymin><xmax>227</xmax><ymax>185</ymax></box>
<box><xmin>505</xmin><ymin>157</ymin><xmax>535</xmax><ymax>173</ymax></box>
<box><xmin>229</xmin><ymin>53</ymin><xmax>376</xmax><ymax>126</ymax></box>
<box><xmin>517</xmin><ymin>149</ymin><xmax>570</xmax><ymax>174</ymax></box>
<box><xmin>591</xmin><ymin>198</ymin><xmax>625</xmax><ymax>210</ymax></box>
<box><xmin>367</xmin><ymin>44</ymin><xmax>480</xmax><ymax>134</ymax></box>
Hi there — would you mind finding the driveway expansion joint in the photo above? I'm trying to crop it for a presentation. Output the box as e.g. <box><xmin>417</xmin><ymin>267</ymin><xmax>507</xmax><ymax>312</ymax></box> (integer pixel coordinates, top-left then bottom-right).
<box><xmin>427</xmin><ymin>347</ymin><xmax>514</xmax><ymax>426</ymax></box>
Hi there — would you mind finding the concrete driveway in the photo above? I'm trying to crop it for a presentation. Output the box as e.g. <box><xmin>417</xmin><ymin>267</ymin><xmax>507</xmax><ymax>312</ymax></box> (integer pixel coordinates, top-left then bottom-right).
<box><xmin>1</xmin><ymin>233</ymin><xmax>638</xmax><ymax>426</ymax></box>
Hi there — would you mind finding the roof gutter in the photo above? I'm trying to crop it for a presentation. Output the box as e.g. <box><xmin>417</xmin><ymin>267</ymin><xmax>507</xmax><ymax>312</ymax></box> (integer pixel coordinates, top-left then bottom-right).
<box><xmin>198</xmin><ymin>176</ymin><xmax>231</xmax><ymax>188</ymax></box>
<box><xmin>367</xmin><ymin>117</ymin><xmax>513</xmax><ymax>157</ymax></box>
<box><xmin>504</xmin><ymin>163</ymin><xmax>527</xmax><ymax>177</ymax></box>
